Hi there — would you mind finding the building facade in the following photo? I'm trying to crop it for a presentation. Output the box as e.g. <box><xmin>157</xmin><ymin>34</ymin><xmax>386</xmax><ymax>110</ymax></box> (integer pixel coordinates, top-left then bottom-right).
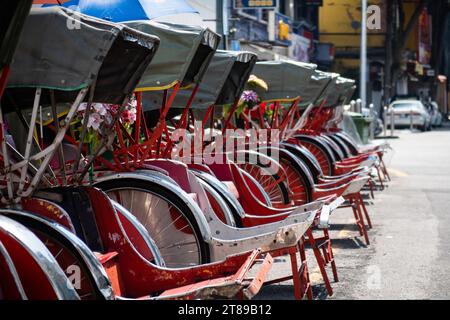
<box><xmin>319</xmin><ymin>0</ymin><xmax>449</xmax><ymax>113</ymax></box>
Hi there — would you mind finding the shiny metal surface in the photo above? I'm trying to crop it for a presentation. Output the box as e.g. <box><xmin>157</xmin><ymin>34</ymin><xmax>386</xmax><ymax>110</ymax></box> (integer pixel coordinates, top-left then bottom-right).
<box><xmin>0</xmin><ymin>214</ymin><xmax>80</xmax><ymax>300</ymax></box>
<box><xmin>0</xmin><ymin>240</ymin><xmax>28</xmax><ymax>299</ymax></box>
<box><xmin>1</xmin><ymin>209</ymin><xmax>114</xmax><ymax>300</ymax></box>
<box><xmin>106</xmin><ymin>187</ymin><xmax>204</xmax><ymax>268</ymax></box>
<box><xmin>111</xmin><ymin>200</ymin><xmax>166</xmax><ymax>267</ymax></box>
<box><xmin>192</xmin><ymin>170</ymin><xmax>246</xmax><ymax>218</ymax></box>
<box><xmin>94</xmin><ymin>172</ymin><xmax>212</xmax><ymax>241</ymax></box>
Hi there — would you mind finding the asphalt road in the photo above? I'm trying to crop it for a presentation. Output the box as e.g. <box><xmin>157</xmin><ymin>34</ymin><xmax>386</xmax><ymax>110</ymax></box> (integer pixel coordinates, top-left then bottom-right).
<box><xmin>256</xmin><ymin>125</ymin><xmax>450</xmax><ymax>300</ymax></box>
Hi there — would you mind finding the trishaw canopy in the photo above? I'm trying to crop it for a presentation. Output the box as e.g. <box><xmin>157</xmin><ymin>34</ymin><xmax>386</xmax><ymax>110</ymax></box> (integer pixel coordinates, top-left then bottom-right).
<box><xmin>216</xmin><ymin>51</ymin><xmax>257</xmax><ymax>106</ymax></box>
<box><xmin>168</xmin><ymin>50</ymin><xmax>257</xmax><ymax>110</ymax></box>
<box><xmin>2</xmin><ymin>7</ymin><xmax>159</xmax><ymax>158</ymax></box>
<box><xmin>249</xmin><ymin>60</ymin><xmax>317</xmax><ymax>106</ymax></box>
<box><xmin>4</xmin><ymin>7</ymin><xmax>160</xmax><ymax>108</ymax></box>
<box><xmin>336</xmin><ymin>77</ymin><xmax>356</xmax><ymax>105</ymax></box>
<box><xmin>322</xmin><ymin>76</ymin><xmax>356</xmax><ymax>107</ymax></box>
<box><xmin>315</xmin><ymin>71</ymin><xmax>341</xmax><ymax>107</ymax></box>
<box><xmin>307</xmin><ymin>70</ymin><xmax>334</xmax><ymax>106</ymax></box>
<box><xmin>0</xmin><ymin>0</ymin><xmax>33</xmax><ymax>71</ymax></box>
<box><xmin>125</xmin><ymin>21</ymin><xmax>220</xmax><ymax>92</ymax></box>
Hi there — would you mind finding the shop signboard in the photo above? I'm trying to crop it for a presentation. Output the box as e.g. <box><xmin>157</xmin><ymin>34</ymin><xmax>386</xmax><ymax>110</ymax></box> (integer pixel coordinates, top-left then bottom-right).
<box><xmin>268</xmin><ymin>11</ymin><xmax>292</xmax><ymax>46</ymax></box>
<box><xmin>418</xmin><ymin>8</ymin><xmax>432</xmax><ymax>66</ymax></box>
<box><xmin>234</xmin><ymin>0</ymin><xmax>277</xmax><ymax>9</ymax></box>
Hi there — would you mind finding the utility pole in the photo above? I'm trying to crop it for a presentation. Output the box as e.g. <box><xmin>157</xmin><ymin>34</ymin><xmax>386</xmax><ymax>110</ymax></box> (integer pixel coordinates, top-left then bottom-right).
<box><xmin>360</xmin><ymin>0</ymin><xmax>368</xmax><ymax>108</ymax></box>
<box><xmin>216</xmin><ymin>0</ymin><xmax>229</xmax><ymax>50</ymax></box>
<box><xmin>383</xmin><ymin>0</ymin><xmax>395</xmax><ymax>108</ymax></box>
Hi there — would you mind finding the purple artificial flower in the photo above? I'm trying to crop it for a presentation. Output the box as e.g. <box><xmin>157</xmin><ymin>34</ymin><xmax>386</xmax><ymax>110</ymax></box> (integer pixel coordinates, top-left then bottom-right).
<box><xmin>241</xmin><ymin>90</ymin><xmax>259</xmax><ymax>104</ymax></box>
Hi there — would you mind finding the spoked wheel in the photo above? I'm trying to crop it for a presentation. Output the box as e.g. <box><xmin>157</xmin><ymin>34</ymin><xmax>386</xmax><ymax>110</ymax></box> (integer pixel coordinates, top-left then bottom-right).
<box><xmin>326</xmin><ymin>134</ymin><xmax>352</xmax><ymax>159</ymax></box>
<box><xmin>2</xmin><ymin>212</ymin><xmax>111</xmax><ymax>300</ymax></box>
<box><xmin>319</xmin><ymin>135</ymin><xmax>344</xmax><ymax>161</ymax></box>
<box><xmin>334</xmin><ymin>132</ymin><xmax>359</xmax><ymax>156</ymax></box>
<box><xmin>279</xmin><ymin>157</ymin><xmax>313</xmax><ymax>206</ymax></box>
<box><xmin>295</xmin><ymin>138</ymin><xmax>335</xmax><ymax>176</ymax></box>
<box><xmin>33</xmin><ymin>231</ymin><xmax>100</xmax><ymax>300</ymax></box>
<box><xmin>238</xmin><ymin>162</ymin><xmax>290</xmax><ymax>207</ymax></box>
<box><xmin>97</xmin><ymin>179</ymin><xmax>210</xmax><ymax>267</ymax></box>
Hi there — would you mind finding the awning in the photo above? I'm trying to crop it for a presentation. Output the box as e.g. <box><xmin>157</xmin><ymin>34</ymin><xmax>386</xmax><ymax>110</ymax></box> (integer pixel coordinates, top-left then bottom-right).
<box><xmin>239</xmin><ymin>42</ymin><xmax>290</xmax><ymax>61</ymax></box>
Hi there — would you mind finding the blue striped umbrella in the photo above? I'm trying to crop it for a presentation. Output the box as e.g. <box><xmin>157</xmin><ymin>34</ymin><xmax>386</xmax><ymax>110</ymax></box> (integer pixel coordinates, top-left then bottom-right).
<box><xmin>44</xmin><ymin>0</ymin><xmax>198</xmax><ymax>22</ymax></box>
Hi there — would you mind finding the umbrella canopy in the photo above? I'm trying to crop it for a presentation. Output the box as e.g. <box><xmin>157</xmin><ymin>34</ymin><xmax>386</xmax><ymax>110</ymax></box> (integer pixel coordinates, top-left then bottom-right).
<box><xmin>49</xmin><ymin>0</ymin><xmax>198</xmax><ymax>22</ymax></box>
<box><xmin>4</xmin><ymin>7</ymin><xmax>159</xmax><ymax>108</ymax></box>
<box><xmin>33</xmin><ymin>0</ymin><xmax>71</xmax><ymax>4</ymax></box>
<box><xmin>249</xmin><ymin>60</ymin><xmax>318</xmax><ymax>107</ymax></box>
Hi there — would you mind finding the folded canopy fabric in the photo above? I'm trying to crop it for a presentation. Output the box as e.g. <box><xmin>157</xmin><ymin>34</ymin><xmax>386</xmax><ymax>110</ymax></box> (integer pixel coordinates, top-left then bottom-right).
<box><xmin>314</xmin><ymin>72</ymin><xmax>341</xmax><ymax>107</ymax></box>
<box><xmin>5</xmin><ymin>7</ymin><xmax>159</xmax><ymax>107</ymax></box>
<box><xmin>0</xmin><ymin>0</ymin><xmax>33</xmax><ymax>70</ymax></box>
<box><xmin>216</xmin><ymin>50</ymin><xmax>257</xmax><ymax>106</ymax></box>
<box><xmin>321</xmin><ymin>75</ymin><xmax>358</xmax><ymax>107</ymax></box>
<box><xmin>249</xmin><ymin>60</ymin><xmax>318</xmax><ymax>106</ymax></box>
<box><xmin>51</xmin><ymin>0</ymin><xmax>198</xmax><ymax>22</ymax></box>
<box><xmin>126</xmin><ymin>21</ymin><xmax>220</xmax><ymax>91</ymax></box>
<box><xmin>8</xmin><ymin>7</ymin><xmax>118</xmax><ymax>91</ymax></box>
<box><xmin>336</xmin><ymin>77</ymin><xmax>356</xmax><ymax>105</ymax></box>
<box><xmin>165</xmin><ymin>50</ymin><xmax>256</xmax><ymax>111</ymax></box>
<box><xmin>308</xmin><ymin>70</ymin><xmax>334</xmax><ymax>106</ymax></box>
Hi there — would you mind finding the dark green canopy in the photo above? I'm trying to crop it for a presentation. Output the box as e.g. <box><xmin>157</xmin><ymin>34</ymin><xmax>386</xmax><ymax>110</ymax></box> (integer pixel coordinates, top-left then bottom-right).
<box><xmin>336</xmin><ymin>77</ymin><xmax>356</xmax><ymax>105</ymax></box>
<box><xmin>307</xmin><ymin>70</ymin><xmax>334</xmax><ymax>106</ymax></box>
<box><xmin>125</xmin><ymin>21</ymin><xmax>220</xmax><ymax>91</ymax></box>
<box><xmin>166</xmin><ymin>50</ymin><xmax>257</xmax><ymax>110</ymax></box>
<box><xmin>249</xmin><ymin>60</ymin><xmax>317</xmax><ymax>106</ymax></box>
<box><xmin>321</xmin><ymin>75</ymin><xmax>357</xmax><ymax>107</ymax></box>
<box><xmin>142</xmin><ymin>50</ymin><xmax>256</xmax><ymax>112</ymax></box>
<box><xmin>5</xmin><ymin>7</ymin><xmax>159</xmax><ymax>106</ymax></box>
<box><xmin>0</xmin><ymin>0</ymin><xmax>32</xmax><ymax>71</ymax></box>
<box><xmin>314</xmin><ymin>72</ymin><xmax>341</xmax><ymax>107</ymax></box>
<box><xmin>216</xmin><ymin>50</ymin><xmax>257</xmax><ymax>106</ymax></box>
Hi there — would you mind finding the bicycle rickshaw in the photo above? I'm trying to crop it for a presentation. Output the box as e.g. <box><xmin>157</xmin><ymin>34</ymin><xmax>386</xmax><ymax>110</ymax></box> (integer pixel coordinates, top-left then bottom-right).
<box><xmin>0</xmin><ymin>7</ymin><xmax>273</xmax><ymax>300</ymax></box>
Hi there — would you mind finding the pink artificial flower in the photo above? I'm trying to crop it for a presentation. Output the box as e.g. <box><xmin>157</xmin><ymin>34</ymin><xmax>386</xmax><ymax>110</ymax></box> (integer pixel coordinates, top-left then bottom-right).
<box><xmin>87</xmin><ymin>112</ymin><xmax>103</xmax><ymax>131</ymax></box>
<box><xmin>121</xmin><ymin>109</ymin><xmax>136</xmax><ymax>124</ymax></box>
<box><xmin>128</xmin><ymin>99</ymin><xmax>137</xmax><ymax>109</ymax></box>
<box><xmin>93</xmin><ymin>103</ymin><xmax>107</xmax><ymax>116</ymax></box>
<box><xmin>108</xmin><ymin>104</ymin><xmax>120</xmax><ymax>115</ymax></box>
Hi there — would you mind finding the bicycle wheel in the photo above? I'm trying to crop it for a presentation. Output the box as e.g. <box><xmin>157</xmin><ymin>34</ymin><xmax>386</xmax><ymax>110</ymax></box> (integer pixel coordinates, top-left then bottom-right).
<box><xmin>238</xmin><ymin>162</ymin><xmax>290</xmax><ymax>206</ymax></box>
<box><xmin>295</xmin><ymin>136</ymin><xmax>336</xmax><ymax>176</ymax></box>
<box><xmin>319</xmin><ymin>135</ymin><xmax>344</xmax><ymax>161</ymax></box>
<box><xmin>326</xmin><ymin>134</ymin><xmax>352</xmax><ymax>159</ymax></box>
<box><xmin>97</xmin><ymin>179</ymin><xmax>210</xmax><ymax>267</ymax></box>
<box><xmin>277</xmin><ymin>150</ymin><xmax>314</xmax><ymax>206</ymax></box>
<box><xmin>334</xmin><ymin>132</ymin><xmax>359</xmax><ymax>156</ymax></box>
<box><xmin>4</xmin><ymin>211</ymin><xmax>113</xmax><ymax>300</ymax></box>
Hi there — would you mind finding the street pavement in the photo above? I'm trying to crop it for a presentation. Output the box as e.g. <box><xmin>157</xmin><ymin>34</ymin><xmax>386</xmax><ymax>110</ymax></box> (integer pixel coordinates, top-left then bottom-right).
<box><xmin>256</xmin><ymin>125</ymin><xmax>450</xmax><ymax>300</ymax></box>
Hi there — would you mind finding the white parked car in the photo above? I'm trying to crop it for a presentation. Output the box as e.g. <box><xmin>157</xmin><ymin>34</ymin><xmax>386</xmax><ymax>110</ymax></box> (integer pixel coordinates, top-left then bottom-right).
<box><xmin>389</xmin><ymin>100</ymin><xmax>431</xmax><ymax>132</ymax></box>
